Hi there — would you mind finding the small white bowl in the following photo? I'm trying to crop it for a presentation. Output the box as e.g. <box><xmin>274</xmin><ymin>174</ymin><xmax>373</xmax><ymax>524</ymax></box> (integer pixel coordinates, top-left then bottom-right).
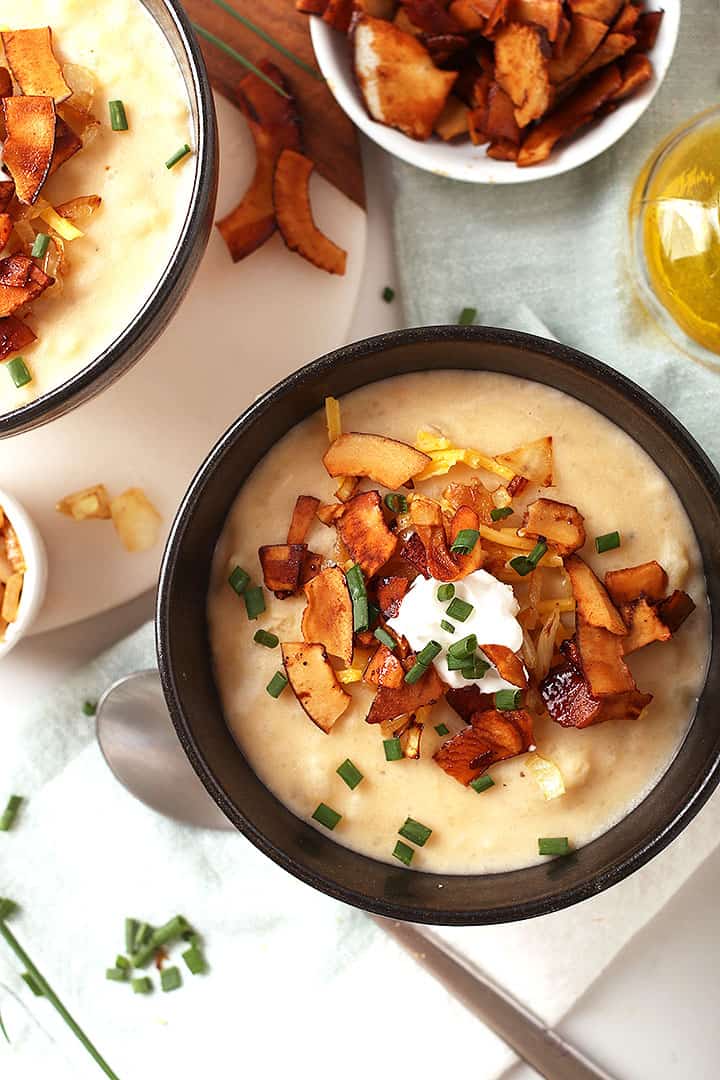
<box><xmin>310</xmin><ymin>3</ymin><xmax>680</xmax><ymax>184</ymax></box>
<box><xmin>0</xmin><ymin>489</ymin><xmax>48</xmax><ymax>659</ymax></box>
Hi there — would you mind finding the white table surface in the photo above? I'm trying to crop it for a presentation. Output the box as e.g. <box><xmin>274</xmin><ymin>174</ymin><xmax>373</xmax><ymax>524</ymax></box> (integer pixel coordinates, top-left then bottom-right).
<box><xmin>4</xmin><ymin>141</ymin><xmax>719</xmax><ymax>1080</ymax></box>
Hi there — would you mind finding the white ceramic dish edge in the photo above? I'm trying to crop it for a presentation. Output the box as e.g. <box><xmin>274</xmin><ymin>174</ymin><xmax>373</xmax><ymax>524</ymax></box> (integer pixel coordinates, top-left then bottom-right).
<box><xmin>310</xmin><ymin>1</ymin><xmax>680</xmax><ymax>184</ymax></box>
<box><xmin>0</xmin><ymin>488</ymin><xmax>48</xmax><ymax>659</ymax></box>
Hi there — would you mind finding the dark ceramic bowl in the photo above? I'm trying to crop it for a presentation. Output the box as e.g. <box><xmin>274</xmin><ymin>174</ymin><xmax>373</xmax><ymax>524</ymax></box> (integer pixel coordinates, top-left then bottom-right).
<box><xmin>157</xmin><ymin>326</ymin><xmax>720</xmax><ymax>925</ymax></box>
<box><xmin>0</xmin><ymin>0</ymin><xmax>218</xmax><ymax>439</ymax></box>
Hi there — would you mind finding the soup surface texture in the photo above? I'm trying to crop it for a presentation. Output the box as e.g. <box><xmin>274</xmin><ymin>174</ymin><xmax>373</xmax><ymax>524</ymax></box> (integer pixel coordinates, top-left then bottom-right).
<box><xmin>208</xmin><ymin>371</ymin><xmax>709</xmax><ymax>874</ymax></box>
<box><xmin>0</xmin><ymin>0</ymin><xmax>194</xmax><ymax>415</ymax></box>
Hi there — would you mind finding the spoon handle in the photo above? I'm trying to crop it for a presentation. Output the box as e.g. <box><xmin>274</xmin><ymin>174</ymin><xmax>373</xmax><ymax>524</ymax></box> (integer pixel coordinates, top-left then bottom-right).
<box><xmin>373</xmin><ymin>917</ymin><xmax>615</xmax><ymax>1080</ymax></box>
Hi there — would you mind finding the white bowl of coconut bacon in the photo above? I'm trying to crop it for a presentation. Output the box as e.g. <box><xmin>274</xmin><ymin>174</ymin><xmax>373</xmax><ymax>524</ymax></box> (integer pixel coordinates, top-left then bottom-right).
<box><xmin>308</xmin><ymin>0</ymin><xmax>679</xmax><ymax>184</ymax></box>
<box><xmin>0</xmin><ymin>488</ymin><xmax>48</xmax><ymax>660</ymax></box>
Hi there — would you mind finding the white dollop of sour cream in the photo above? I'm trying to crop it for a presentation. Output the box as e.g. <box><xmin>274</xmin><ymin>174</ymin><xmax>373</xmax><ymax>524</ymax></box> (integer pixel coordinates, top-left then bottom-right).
<box><xmin>387</xmin><ymin>569</ymin><xmax>525</xmax><ymax>692</ymax></box>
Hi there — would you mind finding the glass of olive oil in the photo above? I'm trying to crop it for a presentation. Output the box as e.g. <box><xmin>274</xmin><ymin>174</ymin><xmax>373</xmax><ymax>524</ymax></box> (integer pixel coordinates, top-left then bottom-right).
<box><xmin>630</xmin><ymin>106</ymin><xmax>720</xmax><ymax>369</ymax></box>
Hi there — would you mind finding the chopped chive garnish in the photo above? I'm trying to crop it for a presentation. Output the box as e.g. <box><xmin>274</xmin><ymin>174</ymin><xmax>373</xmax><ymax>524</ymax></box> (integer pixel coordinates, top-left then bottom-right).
<box><xmin>538</xmin><ymin>836</ymin><xmax>571</xmax><ymax>856</ymax></box>
<box><xmin>384</xmin><ymin>492</ymin><xmax>408</xmax><ymax>514</ymax></box>
<box><xmin>266</xmin><ymin>671</ymin><xmax>288</xmax><ymax>698</ymax></box>
<box><xmin>131</xmin><ymin>916</ymin><xmax>188</xmax><ymax>968</ymax></box>
<box><xmin>416</xmin><ymin>640</ymin><xmax>442</xmax><ymax>665</ymax></box>
<box><xmin>115</xmin><ymin>955</ymin><xmax>130</xmax><ymax>971</ymax></box>
<box><xmin>595</xmin><ymin>531</ymin><xmax>621</xmax><ymax>554</ymax></box>
<box><xmin>133</xmin><ymin>922</ymin><xmax>153</xmax><ymax>952</ymax></box>
<box><xmin>82</xmin><ymin>700</ymin><xmax>97</xmax><ymax>717</ymax></box>
<box><xmin>0</xmin><ymin>899</ymin><xmax>120</xmax><ymax>1076</ymax></box>
<box><xmin>312</xmin><ymin>802</ymin><xmax>342</xmax><ymax>830</ymax></box>
<box><xmin>437</xmin><ymin>583</ymin><xmax>455</xmax><ymax>602</ymax></box>
<box><xmin>132</xmin><ymin>976</ymin><xmax>152</xmax><ymax>994</ymax></box>
<box><xmin>509</xmin><ymin>555</ymin><xmax>533</xmax><ymax>576</ymax></box>
<box><xmin>31</xmin><ymin>232</ymin><xmax>50</xmax><ymax>258</ymax></box>
<box><xmin>182</xmin><ymin>945</ymin><xmax>206</xmax><ymax>975</ymax></box>
<box><xmin>450</xmin><ymin>528</ymin><xmax>480</xmax><ymax>554</ymax></box>
<box><xmin>398</xmin><ymin>817</ymin><xmax>432</xmax><ymax>847</ymax></box>
<box><xmin>495</xmin><ymin>688</ymin><xmax>522</xmax><ymax>710</ymax></box>
<box><xmin>165</xmin><ymin>143</ymin><xmax>192</xmax><ymax>170</ymax></box>
<box><xmin>228</xmin><ymin>565</ymin><xmax>250</xmax><ymax>594</ymax></box>
<box><xmin>471</xmin><ymin>774</ymin><xmax>495</xmax><ymax>794</ymax></box>
<box><xmin>404</xmin><ymin>661</ymin><xmax>428</xmax><ymax>685</ymax></box>
<box><xmin>160</xmin><ymin>966</ymin><xmax>182</xmax><ymax>992</ymax></box>
<box><xmin>253</xmin><ymin>628</ymin><xmax>279</xmax><ymax>649</ymax></box>
<box><xmin>447</xmin><ymin>634</ymin><xmax>477</xmax><ymax>660</ymax></box>
<box><xmin>336</xmin><ymin>758</ymin><xmax>364</xmax><ymax>790</ymax></box>
<box><xmin>461</xmin><ymin>656</ymin><xmax>490</xmax><ymax>680</ymax></box>
<box><xmin>374</xmin><ymin>627</ymin><xmax>396</xmax><ymax>650</ymax></box>
<box><xmin>393</xmin><ymin>840</ymin><xmax>414</xmax><ymax>866</ymax></box>
<box><xmin>511</xmin><ymin>536</ymin><xmax>548</xmax><ymax>577</ymax></box>
<box><xmin>435</xmin><ymin>723</ymin><xmax>450</xmax><ymax>736</ymax></box>
<box><xmin>108</xmin><ymin>99</ymin><xmax>128</xmax><ymax>131</ymax></box>
<box><xmin>346</xmin><ymin>564</ymin><xmax>369</xmax><ymax>632</ymax></box>
<box><xmin>244</xmin><ymin>585</ymin><xmax>265</xmax><ymax>620</ymax></box>
<box><xmin>458</xmin><ymin>306</ymin><xmax>477</xmax><ymax>326</ymax></box>
<box><xmin>22</xmin><ymin>971</ymin><xmax>44</xmax><ymax>996</ymax></box>
<box><xmin>382</xmin><ymin>286</ymin><xmax>395</xmax><ymax>303</ymax></box>
<box><xmin>383</xmin><ymin>738</ymin><xmax>403</xmax><ymax>762</ymax></box>
<box><xmin>0</xmin><ymin>795</ymin><xmax>23</xmax><ymax>832</ymax></box>
<box><xmin>447</xmin><ymin>653</ymin><xmax>470</xmax><ymax>671</ymax></box>
<box><xmin>6</xmin><ymin>356</ymin><xmax>32</xmax><ymax>389</ymax></box>
<box><xmin>106</xmin><ymin>967</ymin><xmax>128</xmax><ymax>982</ymax></box>
<box><xmin>440</xmin><ymin>619</ymin><xmax>455</xmax><ymax>634</ymax></box>
<box><xmin>183</xmin><ymin>931</ymin><xmax>201</xmax><ymax>948</ymax></box>
<box><xmin>490</xmin><ymin>506</ymin><xmax>513</xmax><ymax>522</ymax></box>
<box><xmin>125</xmin><ymin>918</ymin><xmax>138</xmax><ymax>954</ymax></box>
<box><xmin>446</xmin><ymin>597</ymin><xmax>473</xmax><ymax>622</ymax></box>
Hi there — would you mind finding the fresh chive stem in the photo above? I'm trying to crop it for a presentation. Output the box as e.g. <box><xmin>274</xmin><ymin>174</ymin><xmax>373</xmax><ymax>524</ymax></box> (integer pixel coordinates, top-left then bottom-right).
<box><xmin>244</xmin><ymin>585</ymin><xmax>265</xmax><ymax>620</ymax></box>
<box><xmin>435</xmin><ymin>723</ymin><xmax>450</xmax><ymax>736</ymax></box>
<box><xmin>450</xmin><ymin>528</ymin><xmax>479</xmax><ymax>554</ymax></box>
<box><xmin>446</xmin><ymin>597</ymin><xmax>473</xmax><ymax>622</ymax></box>
<box><xmin>31</xmin><ymin>232</ymin><xmax>50</xmax><ymax>258</ymax></box>
<box><xmin>125</xmin><ymin>918</ymin><xmax>138</xmax><ymax>954</ymax></box>
<box><xmin>490</xmin><ymin>506</ymin><xmax>513</xmax><ymax>522</ymax></box>
<box><xmin>228</xmin><ymin>565</ymin><xmax>250</xmax><ymax>594</ymax></box>
<box><xmin>374</xmin><ymin>627</ymin><xmax>396</xmax><ymax>650</ymax></box>
<box><xmin>191</xmin><ymin>24</ymin><xmax>291</xmax><ymax>97</ymax></box>
<box><xmin>182</xmin><ymin>945</ymin><xmax>206</xmax><ymax>975</ymax></box>
<box><xmin>266</xmin><ymin>671</ymin><xmax>288</xmax><ymax>698</ymax></box>
<box><xmin>346</xmin><ymin>564</ymin><xmax>369</xmax><ymax>632</ymax></box>
<box><xmin>131</xmin><ymin>915</ymin><xmax>187</xmax><ymax>968</ymax></box>
<box><xmin>538</xmin><ymin>836</ymin><xmax>570</xmax><ymax>856</ymax></box>
<box><xmin>165</xmin><ymin>144</ymin><xmax>192</xmax><ymax>170</ymax></box>
<box><xmin>132</xmin><ymin>976</ymin><xmax>152</xmax><ymax>994</ymax></box>
<box><xmin>471</xmin><ymin>774</ymin><xmax>495</xmax><ymax>793</ymax></box>
<box><xmin>83</xmin><ymin>701</ymin><xmax>97</xmax><ymax>717</ymax></box>
<box><xmin>160</xmin><ymin>966</ymin><xmax>182</xmax><ymax>992</ymax></box>
<box><xmin>495</xmin><ymin>688</ymin><xmax>522</xmax><ymax>710</ymax></box>
<box><xmin>336</xmin><ymin>758</ymin><xmax>363</xmax><ymax>790</ymax></box>
<box><xmin>447</xmin><ymin>634</ymin><xmax>477</xmax><ymax>660</ymax></box>
<box><xmin>0</xmin><ymin>795</ymin><xmax>23</xmax><ymax>832</ymax></box>
<box><xmin>0</xmin><ymin>903</ymin><xmax>121</xmax><ymax>1079</ymax></box>
<box><xmin>108</xmin><ymin>100</ymin><xmax>128</xmax><ymax>132</ymax></box>
<box><xmin>384</xmin><ymin>492</ymin><xmax>408</xmax><ymax>514</ymax></box>
<box><xmin>461</xmin><ymin>655</ymin><xmax>490</xmax><ymax>679</ymax></box>
<box><xmin>393</xmin><ymin>840</ymin><xmax>414</xmax><ymax>866</ymax></box>
<box><xmin>440</xmin><ymin>619</ymin><xmax>455</xmax><ymax>634</ymax></box>
<box><xmin>312</xmin><ymin>802</ymin><xmax>342</xmax><ymax>830</ymax></box>
<box><xmin>458</xmin><ymin>307</ymin><xmax>477</xmax><ymax>326</ymax></box>
<box><xmin>382</xmin><ymin>286</ymin><xmax>395</xmax><ymax>303</ymax></box>
<box><xmin>595</xmin><ymin>531</ymin><xmax>621</xmax><ymax>554</ymax></box>
<box><xmin>398</xmin><ymin>817</ymin><xmax>432</xmax><ymax>847</ymax></box>
<box><xmin>253</xmin><ymin>629</ymin><xmax>279</xmax><ymax>649</ymax></box>
<box><xmin>437</xmin><ymin>583</ymin><xmax>455</xmax><ymax>602</ymax></box>
<box><xmin>383</xmin><ymin>738</ymin><xmax>403</xmax><ymax>761</ymax></box>
<box><xmin>6</xmin><ymin>356</ymin><xmax>32</xmax><ymax>389</ymax></box>
<box><xmin>208</xmin><ymin>0</ymin><xmax>323</xmax><ymax>80</ymax></box>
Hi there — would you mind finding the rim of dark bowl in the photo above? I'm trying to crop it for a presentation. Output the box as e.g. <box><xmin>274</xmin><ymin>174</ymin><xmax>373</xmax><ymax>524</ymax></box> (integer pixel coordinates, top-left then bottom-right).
<box><xmin>157</xmin><ymin>325</ymin><xmax>720</xmax><ymax>925</ymax></box>
<box><xmin>0</xmin><ymin>0</ymin><xmax>218</xmax><ymax>440</ymax></box>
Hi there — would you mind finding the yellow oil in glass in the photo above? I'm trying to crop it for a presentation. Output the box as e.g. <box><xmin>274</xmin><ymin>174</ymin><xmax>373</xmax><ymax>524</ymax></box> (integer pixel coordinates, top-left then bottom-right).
<box><xmin>636</xmin><ymin>116</ymin><xmax>720</xmax><ymax>355</ymax></box>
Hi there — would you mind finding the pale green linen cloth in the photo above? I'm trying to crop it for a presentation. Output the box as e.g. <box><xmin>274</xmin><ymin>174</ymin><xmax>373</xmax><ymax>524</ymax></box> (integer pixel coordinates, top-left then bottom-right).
<box><xmin>393</xmin><ymin>0</ymin><xmax>720</xmax><ymax>465</ymax></box>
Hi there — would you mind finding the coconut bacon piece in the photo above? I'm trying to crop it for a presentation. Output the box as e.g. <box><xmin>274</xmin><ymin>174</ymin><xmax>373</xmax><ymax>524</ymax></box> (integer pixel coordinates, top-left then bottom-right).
<box><xmin>611</xmin><ymin>53</ymin><xmax>652</xmax><ymax>102</ymax></box>
<box><xmin>337</xmin><ymin>490</ymin><xmax>397</xmax><ymax>577</ymax></box>
<box><xmin>434</xmin><ymin>708</ymin><xmax>534</xmax><ymax>784</ymax></box>
<box><xmin>1</xmin><ymin>95</ymin><xmax>57</xmax><ymax>205</ymax></box>
<box><xmin>518</xmin><ymin>64</ymin><xmax>622</xmax><ymax>167</ymax></box>
<box><xmin>547</xmin><ymin>14</ymin><xmax>608</xmax><ymax>84</ymax></box>
<box><xmin>576</xmin><ymin>622</ymin><xmax>635</xmax><ymax>695</ymax></box>
<box><xmin>0</xmin><ymin>316</ymin><xmax>36</xmax><ymax>363</ymax></box>
<box><xmin>375</xmin><ymin>575</ymin><xmax>410</xmax><ymax>619</ymax></box>
<box><xmin>523</xmin><ymin>497</ymin><xmax>586</xmax><ymax>556</ymax></box>
<box><xmin>364</xmin><ymin>643</ymin><xmax>405</xmax><ymax>687</ymax></box>
<box><xmin>621</xmin><ymin>597</ymin><xmax>671</xmax><ymax>654</ymax></box>
<box><xmin>566</xmin><ymin>555</ymin><xmax>627</xmax><ymax>635</ymax></box>
<box><xmin>508</xmin><ymin>0</ymin><xmax>563</xmax><ymax>40</ymax></box>
<box><xmin>0</xmin><ymin>215</ymin><xmax>12</xmax><ymax>252</ymax></box>
<box><xmin>446</xmin><ymin>684</ymin><xmax>495</xmax><ymax>721</ymax></box>
<box><xmin>259</xmin><ymin>543</ymin><xmax>307</xmax><ymax>596</ymax></box>
<box><xmin>657</xmin><ymin>589</ymin><xmax>696</xmax><ymax>633</ymax></box>
<box><xmin>494</xmin><ymin>22</ymin><xmax>551</xmax><ymax>128</ymax></box>
<box><xmin>0</xmin><ymin>259</ymin><xmax>54</xmax><ymax>318</ymax></box>
<box><xmin>353</xmin><ymin>15</ymin><xmax>457</xmax><ymax>140</ymax></box>
<box><xmin>366</xmin><ymin>661</ymin><xmax>446</xmax><ymax>723</ymax></box>
<box><xmin>273</xmin><ymin>149</ymin><xmax>347</xmax><ymax>275</ymax></box>
<box><xmin>217</xmin><ymin>62</ymin><xmax>301</xmax><ymax>263</ymax></box>
<box><xmin>282</xmin><ymin>641</ymin><xmax>351</xmax><ymax>733</ymax></box>
<box><xmin>1</xmin><ymin>28</ymin><xmax>72</xmax><ymax>103</ymax></box>
<box><xmin>324</xmin><ymin>432</ymin><xmax>430</xmax><ymax>488</ymax></box>
<box><xmin>604</xmin><ymin>560</ymin><xmax>668</xmax><ymax>605</ymax></box>
<box><xmin>301</xmin><ymin>566</ymin><xmax>354</xmax><ymax>663</ymax></box>
<box><xmin>287</xmin><ymin>495</ymin><xmax>321</xmax><ymax>544</ymax></box>
<box><xmin>478</xmin><ymin>643</ymin><xmax>528</xmax><ymax>687</ymax></box>
<box><xmin>566</xmin><ymin>0</ymin><xmax>623</xmax><ymax>23</ymax></box>
<box><xmin>540</xmin><ymin>638</ymin><xmax>652</xmax><ymax>727</ymax></box>
<box><xmin>0</xmin><ymin>182</ymin><xmax>14</xmax><ymax>213</ymax></box>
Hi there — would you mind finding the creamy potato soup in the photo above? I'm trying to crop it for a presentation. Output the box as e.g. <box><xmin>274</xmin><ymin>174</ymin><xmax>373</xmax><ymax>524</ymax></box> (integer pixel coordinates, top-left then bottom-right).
<box><xmin>208</xmin><ymin>372</ymin><xmax>709</xmax><ymax>874</ymax></box>
<box><xmin>0</xmin><ymin>0</ymin><xmax>194</xmax><ymax>415</ymax></box>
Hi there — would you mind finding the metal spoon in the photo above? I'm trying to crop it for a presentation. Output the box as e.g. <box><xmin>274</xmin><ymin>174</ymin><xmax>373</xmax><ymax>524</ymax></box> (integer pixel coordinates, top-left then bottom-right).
<box><xmin>96</xmin><ymin>669</ymin><xmax>614</xmax><ymax>1080</ymax></box>
<box><xmin>96</xmin><ymin>669</ymin><xmax>233</xmax><ymax>830</ymax></box>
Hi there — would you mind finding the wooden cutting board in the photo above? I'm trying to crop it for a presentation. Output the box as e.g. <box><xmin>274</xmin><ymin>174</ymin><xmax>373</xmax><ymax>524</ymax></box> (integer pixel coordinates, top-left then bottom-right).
<box><xmin>182</xmin><ymin>0</ymin><xmax>366</xmax><ymax>209</ymax></box>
